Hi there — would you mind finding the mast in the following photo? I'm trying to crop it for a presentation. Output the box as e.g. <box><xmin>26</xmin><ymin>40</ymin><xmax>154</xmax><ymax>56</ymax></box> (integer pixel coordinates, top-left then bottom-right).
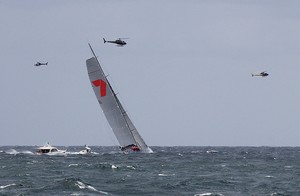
<box><xmin>89</xmin><ymin>43</ymin><xmax>97</xmax><ymax>60</ymax></box>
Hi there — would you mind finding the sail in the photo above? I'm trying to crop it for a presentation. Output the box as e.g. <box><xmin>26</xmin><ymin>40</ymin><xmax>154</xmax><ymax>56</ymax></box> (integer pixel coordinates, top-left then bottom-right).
<box><xmin>86</xmin><ymin>56</ymin><xmax>151</xmax><ymax>152</ymax></box>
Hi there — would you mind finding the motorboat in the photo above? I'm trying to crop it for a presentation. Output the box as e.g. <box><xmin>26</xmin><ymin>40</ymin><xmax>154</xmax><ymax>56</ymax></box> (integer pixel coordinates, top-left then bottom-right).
<box><xmin>36</xmin><ymin>143</ymin><xmax>66</xmax><ymax>155</ymax></box>
<box><xmin>79</xmin><ymin>145</ymin><xmax>91</xmax><ymax>155</ymax></box>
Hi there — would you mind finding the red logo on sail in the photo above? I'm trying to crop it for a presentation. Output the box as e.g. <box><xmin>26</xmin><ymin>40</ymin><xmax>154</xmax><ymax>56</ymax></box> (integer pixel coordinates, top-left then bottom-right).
<box><xmin>92</xmin><ymin>79</ymin><xmax>106</xmax><ymax>97</ymax></box>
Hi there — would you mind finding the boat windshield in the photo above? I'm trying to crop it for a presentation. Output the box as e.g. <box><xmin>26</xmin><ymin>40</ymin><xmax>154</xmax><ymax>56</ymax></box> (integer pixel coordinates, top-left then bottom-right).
<box><xmin>37</xmin><ymin>149</ymin><xmax>50</xmax><ymax>153</ymax></box>
<box><xmin>51</xmin><ymin>148</ymin><xmax>58</xmax><ymax>152</ymax></box>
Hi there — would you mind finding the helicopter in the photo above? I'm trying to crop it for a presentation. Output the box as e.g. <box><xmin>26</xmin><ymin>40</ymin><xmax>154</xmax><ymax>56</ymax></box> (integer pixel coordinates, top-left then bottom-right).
<box><xmin>34</xmin><ymin>62</ymin><xmax>48</xmax><ymax>66</ymax></box>
<box><xmin>103</xmin><ymin>38</ymin><xmax>128</xmax><ymax>46</ymax></box>
<box><xmin>251</xmin><ymin>71</ymin><xmax>269</xmax><ymax>77</ymax></box>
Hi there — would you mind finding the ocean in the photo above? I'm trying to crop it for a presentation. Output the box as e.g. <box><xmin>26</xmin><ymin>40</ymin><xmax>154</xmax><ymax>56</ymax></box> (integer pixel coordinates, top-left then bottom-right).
<box><xmin>0</xmin><ymin>146</ymin><xmax>299</xmax><ymax>196</ymax></box>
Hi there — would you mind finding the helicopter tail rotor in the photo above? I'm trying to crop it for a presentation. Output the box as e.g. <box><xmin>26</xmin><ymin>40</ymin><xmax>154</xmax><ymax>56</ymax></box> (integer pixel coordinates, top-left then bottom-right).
<box><xmin>103</xmin><ymin>38</ymin><xmax>106</xmax><ymax>43</ymax></box>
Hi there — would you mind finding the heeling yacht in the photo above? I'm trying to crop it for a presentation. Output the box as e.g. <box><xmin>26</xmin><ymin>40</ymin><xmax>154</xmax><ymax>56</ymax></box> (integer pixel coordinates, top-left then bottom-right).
<box><xmin>86</xmin><ymin>44</ymin><xmax>153</xmax><ymax>153</ymax></box>
<box><xmin>36</xmin><ymin>143</ymin><xmax>66</xmax><ymax>155</ymax></box>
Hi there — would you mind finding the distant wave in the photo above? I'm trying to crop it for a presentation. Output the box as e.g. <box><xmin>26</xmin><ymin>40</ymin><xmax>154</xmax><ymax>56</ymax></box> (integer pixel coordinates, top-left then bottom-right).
<box><xmin>0</xmin><ymin>183</ymin><xmax>16</xmax><ymax>189</ymax></box>
<box><xmin>194</xmin><ymin>193</ymin><xmax>224</xmax><ymax>196</ymax></box>
<box><xmin>4</xmin><ymin>149</ymin><xmax>34</xmax><ymax>155</ymax></box>
<box><xmin>75</xmin><ymin>180</ymin><xmax>109</xmax><ymax>195</ymax></box>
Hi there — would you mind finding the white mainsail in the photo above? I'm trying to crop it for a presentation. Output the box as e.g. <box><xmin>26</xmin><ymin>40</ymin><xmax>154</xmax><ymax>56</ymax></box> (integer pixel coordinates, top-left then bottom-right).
<box><xmin>86</xmin><ymin>45</ymin><xmax>152</xmax><ymax>153</ymax></box>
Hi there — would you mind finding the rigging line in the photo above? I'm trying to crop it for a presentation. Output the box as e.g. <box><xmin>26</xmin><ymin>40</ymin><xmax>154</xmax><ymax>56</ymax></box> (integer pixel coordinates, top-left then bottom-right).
<box><xmin>115</xmin><ymin>87</ymin><xmax>147</xmax><ymax>149</ymax></box>
<box><xmin>113</xmin><ymin>89</ymin><xmax>140</xmax><ymax>148</ymax></box>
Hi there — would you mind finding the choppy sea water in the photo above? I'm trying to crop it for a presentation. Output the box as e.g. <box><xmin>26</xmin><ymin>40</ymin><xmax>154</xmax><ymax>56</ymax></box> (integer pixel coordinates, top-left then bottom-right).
<box><xmin>0</xmin><ymin>146</ymin><xmax>300</xmax><ymax>196</ymax></box>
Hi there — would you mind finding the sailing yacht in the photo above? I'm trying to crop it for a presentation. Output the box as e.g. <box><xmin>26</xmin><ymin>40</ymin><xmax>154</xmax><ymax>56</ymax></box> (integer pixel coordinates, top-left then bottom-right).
<box><xmin>86</xmin><ymin>44</ymin><xmax>152</xmax><ymax>153</ymax></box>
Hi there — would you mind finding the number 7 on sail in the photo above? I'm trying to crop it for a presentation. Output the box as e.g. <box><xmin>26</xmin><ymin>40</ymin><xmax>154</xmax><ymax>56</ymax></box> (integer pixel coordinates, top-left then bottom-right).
<box><xmin>92</xmin><ymin>79</ymin><xmax>106</xmax><ymax>97</ymax></box>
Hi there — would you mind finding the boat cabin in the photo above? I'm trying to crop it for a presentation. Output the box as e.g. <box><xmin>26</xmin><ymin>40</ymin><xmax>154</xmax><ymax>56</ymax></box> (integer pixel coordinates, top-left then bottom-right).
<box><xmin>36</xmin><ymin>147</ymin><xmax>59</xmax><ymax>154</ymax></box>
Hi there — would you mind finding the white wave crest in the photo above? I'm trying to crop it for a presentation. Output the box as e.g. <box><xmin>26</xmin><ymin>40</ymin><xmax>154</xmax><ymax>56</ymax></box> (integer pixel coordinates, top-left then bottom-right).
<box><xmin>126</xmin><ymin>165</ymin><xmax>136</xmax><ymax>170</ymax></box>
<box><xmin>194</xmin><ymin>193</ymin><xmax>224</xmax><ymax>196</ymax></box>
<box><xmin>158</xmin><ymin>173</ymin><xmax>175</xmax><ymax>177</ymax></box>
<box><xmin>5</xmin><ymin>149</ymin><xmax>19</xmax><ymax>155</ymax></box>
<box><xmin>75</xmin><ymin>181</ymin><xmax>108</xmax><ymax>195</ymax></box>
<box><xmin>0</xmin><ymin>183</ymin><xmax>16</xmax><ymax>189</ymax></box>
<box><xmin>68</xmin><ymin>164</ymin><xmax>79</xmax><ymax>167</ymax></box>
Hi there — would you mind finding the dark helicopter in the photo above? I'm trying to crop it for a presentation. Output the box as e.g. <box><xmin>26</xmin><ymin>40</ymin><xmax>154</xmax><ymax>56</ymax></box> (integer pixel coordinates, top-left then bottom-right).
<box><xmin>103</xmin><ymin>38</ymin><xmax>128</xmax><ymax>46</ymax></box>
<box><xmin>251</xmin><ymin>71</ymin><xmax>269</xmax><ymax>77</ymax></box>
<box><xmin>34</xmin><ymin>62</ymin><xmax>48</xmax><ymax>66</ymax></box>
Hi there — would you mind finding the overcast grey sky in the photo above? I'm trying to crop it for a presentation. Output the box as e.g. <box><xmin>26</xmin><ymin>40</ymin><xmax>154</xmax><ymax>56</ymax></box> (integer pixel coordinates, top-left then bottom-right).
<box><xmin>1</xmin><ymin>0</ymin><xmax>300</xmax><ymax>146</ymax></box>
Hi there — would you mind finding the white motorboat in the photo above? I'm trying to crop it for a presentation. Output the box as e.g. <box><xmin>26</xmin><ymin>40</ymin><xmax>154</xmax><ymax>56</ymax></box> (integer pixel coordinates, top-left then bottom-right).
<box><xmin>36</xmin><ymin>143</ymin><xmax>66</xmax><ymax>155</ymax></box>
<box><xmin>79</xmin><ymin>145</ymin><xmax>92</xmax><ymax>155</ymax></box>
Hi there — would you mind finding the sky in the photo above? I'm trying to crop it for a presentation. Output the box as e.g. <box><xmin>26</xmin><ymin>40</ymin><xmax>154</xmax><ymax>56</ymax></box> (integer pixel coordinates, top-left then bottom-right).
<box><xmin>1</xmin><ymin>0</ymin><xmax>300</xmax><ymax>146</ymax></box>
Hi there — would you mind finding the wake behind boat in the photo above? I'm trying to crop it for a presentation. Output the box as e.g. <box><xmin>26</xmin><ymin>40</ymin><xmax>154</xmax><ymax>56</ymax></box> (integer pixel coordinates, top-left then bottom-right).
<box><xmin>36</xmin><ymin>143</ymin><xmax>66</xmax><ymax>155</ymax></box>
<box><xmin>86</xmin><ymin>44</ymin><xmax>152</xmax><ymax>153</ymax></box>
